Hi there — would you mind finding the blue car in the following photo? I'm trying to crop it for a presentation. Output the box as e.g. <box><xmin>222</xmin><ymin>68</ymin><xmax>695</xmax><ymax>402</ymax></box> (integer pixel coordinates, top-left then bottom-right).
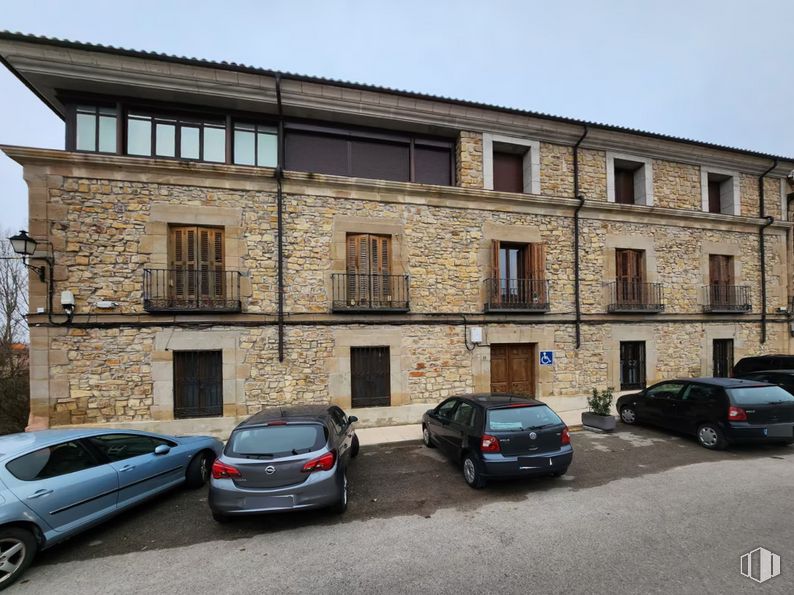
<box><xmin>0</xmin><ymin>428</ymin><xmax>222</xmax><ymax>590</ymax></box>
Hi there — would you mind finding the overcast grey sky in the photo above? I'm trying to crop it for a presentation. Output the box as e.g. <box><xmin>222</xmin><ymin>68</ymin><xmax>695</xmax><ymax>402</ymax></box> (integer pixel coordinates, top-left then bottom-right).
<box><xmin>1</xmin><ymin>0</ymin><xmax>793</xmax><ymax>231</ymax></box>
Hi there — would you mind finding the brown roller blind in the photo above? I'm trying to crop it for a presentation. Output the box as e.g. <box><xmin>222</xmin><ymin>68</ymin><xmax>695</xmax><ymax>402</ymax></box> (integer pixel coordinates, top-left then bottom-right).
<box><xmin>614</xmin><ymin>168</ymin><xmax>635</xmax><ymax>204</ymax></box>
<box><xmin>708</xmin><ymin>181</ymin><xmax>722</xmax><ymax>213</ymax></box>
<box><xmin>285</xmin><ymin>131</ymin><xmax>348</xmax><ymax>175</ymax></box>
<box><xmin>351</xmin><ymin>139</ymin><xmax>409</xmax><ymax>182</ymax></box>
<box><xmin>415</xmin><ymin>145</ymin><xmax>451</xmax><ymax>185</ymax></box>
<box><xmin>493</xmin><ymin>152</ymin><xmax>524</xmax><ymax>193</ymax></box>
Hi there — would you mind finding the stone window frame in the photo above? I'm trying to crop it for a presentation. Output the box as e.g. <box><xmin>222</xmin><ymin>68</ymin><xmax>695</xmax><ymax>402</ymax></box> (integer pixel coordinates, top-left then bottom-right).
<box><xmin>142</xmin><ymin>203</ymin><xmax>251</xmax><ymax>307</ymax></box>
<box><xmin>151</xmin><ymin>329</ymin><xmax>246</xmax><ymax>420</ymax></box>
<box><xmin>606</xmin><ymin>326</ymin><xmax>658</xmax><ymax>392</ymax></box>
<box><xmin>606</xmin><ymin>152</ymin><xmax>654</xmax><ymax>206</ymax></box>
<box><xmin>700</xmin><ymin>241</ymin><xmax>743</xmax><ymax>288</ymax></box>
<box><xmin>700</xmin><ymin>166</ymin><xmax>740</xmax><ymax>215</ymax></box>
<box><xmin>327</xmin><ymin>328</ymin><xmax>408</xmax><ymax>409</ymax></box>
<box><xmin>482</xmin><ymin>133</ymin><xmax>541</xmax><ymax>194</ymax></box>
<box><xmin>479</xmin><ymin>222</ymin><xmax>544</xmax><ymax>309</ymax></box>
<box><xmin>603</xmin><ymin>234</ymin><xmax>659</xmax><ymax>305</ymax></box>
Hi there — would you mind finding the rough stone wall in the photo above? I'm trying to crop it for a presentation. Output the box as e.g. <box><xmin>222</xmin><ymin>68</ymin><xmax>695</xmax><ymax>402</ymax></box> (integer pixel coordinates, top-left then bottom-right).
<box><xmin>577</xmin><ymin>148</ymin><xmax>607</xmax><ymax>201</ymax></box>
<box><xmin>539</xmin><ymin>142</ymin><xmax>574</xmax><ymax>198</ymax></box>
<box><xmin>740</xmin><ymin>174</ymin><xmax>782</xmax><ymax>219</ymax></box>
<box><xmin>652</xmin><ymin>160</ymin><xmax>701</xmax><ymax>210</ymax></box>
<box><xmin>456</xmin><ymin>131</ymin><xmax>483</xmax><ymax>189</ymax></box>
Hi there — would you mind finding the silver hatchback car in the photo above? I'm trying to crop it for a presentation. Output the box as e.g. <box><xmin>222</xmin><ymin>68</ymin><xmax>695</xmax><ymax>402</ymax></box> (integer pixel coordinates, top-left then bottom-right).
<box><xmin>209</xmin><ymin>405</ymin><xmax>359</xmax><ymax>521</ymax></box>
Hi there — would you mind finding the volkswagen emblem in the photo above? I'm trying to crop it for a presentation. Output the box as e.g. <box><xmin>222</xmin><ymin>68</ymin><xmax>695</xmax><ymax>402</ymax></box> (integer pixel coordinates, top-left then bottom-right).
<box><xmin>529</xmin><ymin>432</ymin><xmax>537</xmax><ymax>440</ymax></box>
<box><xmin>265</xmin><ymin>465</ymin><xmax>276</xmax><ymax>475</ymax></box>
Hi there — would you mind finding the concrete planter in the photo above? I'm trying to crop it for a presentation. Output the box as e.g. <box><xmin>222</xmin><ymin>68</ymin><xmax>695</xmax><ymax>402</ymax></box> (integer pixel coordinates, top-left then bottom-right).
<box><xmin>581</xmin><ymin>412</ymin><xmax>616</xmax><ymax>432</ymax></box>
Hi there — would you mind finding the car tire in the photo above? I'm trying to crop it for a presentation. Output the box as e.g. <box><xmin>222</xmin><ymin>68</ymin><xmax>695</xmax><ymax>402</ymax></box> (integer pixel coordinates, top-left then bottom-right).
<box><xmin>185</xmin><ymin>451</ymin><xmax>214</xmax><ymax>489</ymax></box>
<box><xmin>422</xmin><ymin>425</ymin><xmax>435</xmax><ymax>448</ymax></box>
<box><xmin>211</xmin><ymin>512</ymin><xmax>231</xmax><ymax>524</ymax></box>
<box><xmin>697</xmin><ymin>423</ymin><xmax>727</xmax><ymax>450</ymax></box>
<box><xmin>350</xmin><ymin>434</ymin><xmax>360</xmax><ymax>458</ymax></box>
<box><xmin>462</xmin><ymin>453</ymin><xmax>486</xmax><ymax>489</ymax></box>
<box><xmin>332</xmin><ymin>471</ymin><xmax>349</xmax><ymax>514</ymax></box>
<box><xmin>0</xmin><ymin>527</ymin><xmax>37</xmax><ymax>591</ymax></box>
<box><xmin>620</xmin><ymin>406</ymin><xmax>637</xmax><ymax>425</ymax></box>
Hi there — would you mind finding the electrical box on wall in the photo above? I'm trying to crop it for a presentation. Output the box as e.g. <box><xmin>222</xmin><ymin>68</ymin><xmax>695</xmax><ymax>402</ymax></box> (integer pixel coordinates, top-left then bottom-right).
<box><xmin>469</xmin><ymin>326</ymin><xmax>483</xmax><ymax>344</ymax></box>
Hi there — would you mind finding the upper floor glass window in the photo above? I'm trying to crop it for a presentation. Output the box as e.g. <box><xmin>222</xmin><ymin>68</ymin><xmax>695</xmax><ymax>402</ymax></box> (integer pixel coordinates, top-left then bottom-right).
<box><xmin>126</xmin><ymin>113</ymin><xmax>226</xmax><ymax>162</ymax></box>
<box><xmin>233</xmin><ymin>123</ymin><xmax>277</xmax><ymax>167</ymax></box>
<box><xmin>76</xmin><ymin>105</ymin><xmax>117</xmax><ymax>153</ymax></box>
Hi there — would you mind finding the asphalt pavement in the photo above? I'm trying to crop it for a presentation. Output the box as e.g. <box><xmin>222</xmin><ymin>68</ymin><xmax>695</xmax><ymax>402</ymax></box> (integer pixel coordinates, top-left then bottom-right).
<box><xmin>11</xmin><ymin>426</ymin><xmax>794</xmax><ymax>594</ymax></box>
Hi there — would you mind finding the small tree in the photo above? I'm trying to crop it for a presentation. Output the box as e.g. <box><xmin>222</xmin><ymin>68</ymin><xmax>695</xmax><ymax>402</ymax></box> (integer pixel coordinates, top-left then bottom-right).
<box><xmin>588</xmin><ymin>387</ymin><xmax>614</xmax><ymax>417</ymax></box>
<box><xmin>0</xmin><ymin>227</ymin><xmax>30</xmax><ymax>434</ymax></box>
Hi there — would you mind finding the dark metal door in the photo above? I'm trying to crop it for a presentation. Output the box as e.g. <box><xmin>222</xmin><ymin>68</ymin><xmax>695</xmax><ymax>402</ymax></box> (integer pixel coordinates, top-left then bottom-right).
<box><xmin>173</xmin><ymin>351</ymin><xmax>222</xmax><ymax>418</ymax></box>
<box><xmin>351</xmin><ymin>347</ymin><xmax>391</xmax><ymax>408</ymax></box>
<box><xmin>620</xmin><ymin>341</ymin><xmax>646</xmax><ymax>390</ymax></box>
<box><xmin>713</xmin><ymin>339</ymin><xmax>734</xmax><ymax>377</ymax></box>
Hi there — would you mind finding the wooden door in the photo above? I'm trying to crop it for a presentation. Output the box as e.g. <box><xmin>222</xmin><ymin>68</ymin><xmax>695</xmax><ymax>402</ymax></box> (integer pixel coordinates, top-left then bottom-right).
<box><xmin>350</xmin><ymin>346</ymin><xmax>391</xmax><ymax>408</ymax></box>
<box><xmin>173</xmin><ymin>351</ymin><xmax>222</xmax><ymax>418</ymax></box>
<box><xmin>709</xmin><ymin>254</ymin><xmax>733</xmax><ymax>306</ymax></box>
<box><xmin>490</xmin><ymin>343</ymin><xmax>536</xmax><ymax>397</ymax></box>
<box><xmin>616</xmin><ymin>249</ymin><xmax>644</xmax><ymax>304</ymax></box>
<box><xmin>170</xmin><ymin>226</ymin><xmax>224</xmax><ymax>307</ymax></box>
<box><xmin>346</xmin><ymin>234</ymin><xmax>391</xmax><ymax>306</ymax></box>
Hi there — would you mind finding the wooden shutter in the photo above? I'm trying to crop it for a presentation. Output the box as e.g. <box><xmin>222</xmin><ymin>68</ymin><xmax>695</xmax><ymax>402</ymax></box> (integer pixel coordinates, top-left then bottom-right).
<box><xmin>491</xmin><ymin>240</ymin><xmax>501</xmax><ymax>305</ymax></box>
<box><xmin>709</xmin><ymin>255</ymin><xmax>733</xmax><ymax>286</ymax></box>
<box><xmin>170</xmin><ymin>226</ymin><xmax>224</xmax><ymax>305</ymax></box>
<box><xmin>616</xmin><ymin>249</ymin><xmax>643</xmax><ymax>303</ymax></box>
<box><xmin>345</xmin><ymin>234</ymin><xmax>391</xmax><ymax>305</ymax></box>
<box><xmin>527</xmin><ymin>243</ymin><xmax>546</xmax><ymax>280</ymax></box>
<box><xmin>708</xmin><ymin>181</ymin><xmax>722</xmax><ymax>213</ymax></box>
<box><xmin>615</xmin><ymin>168</ymin><xmax>635</xmax><ymax>204</ymax></box>
<box><xmin>170</xmin><ymin>226</ymin><xmax>197</xmax><ymax>301</ymax></box>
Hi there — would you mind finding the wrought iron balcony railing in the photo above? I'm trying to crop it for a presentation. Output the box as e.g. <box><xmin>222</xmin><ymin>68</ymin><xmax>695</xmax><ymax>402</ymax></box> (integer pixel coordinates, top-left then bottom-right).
<box><xmin>332</xmin><ymin>273</ymin><xmax>409</xmax><ymax>312</ymax></box>
<box><xmin>702</xmin><ymin>285</ymin><xmax>751</xmax><ymax>313</ymax></box>
<box><xmin>607</xmin><ymin>281</ymin><xmax>664</xmax><ymax>313</ymax></box>
<box><xmin>484</xmin><ymin>278</ymin><xmax>550</xmax><ymax>312</ymax></box>
<box><xmin>143</xmin><ymin>268</ymin><xmax>242</xmax><ymax>313</ymax></box>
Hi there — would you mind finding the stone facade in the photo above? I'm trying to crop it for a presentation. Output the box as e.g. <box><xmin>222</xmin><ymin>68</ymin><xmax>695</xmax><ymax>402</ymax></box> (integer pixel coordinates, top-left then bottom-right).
<box><xmin>456</xmin><ymin>131</ymin><xmax>484</xmax><ymax>189</ymax></box>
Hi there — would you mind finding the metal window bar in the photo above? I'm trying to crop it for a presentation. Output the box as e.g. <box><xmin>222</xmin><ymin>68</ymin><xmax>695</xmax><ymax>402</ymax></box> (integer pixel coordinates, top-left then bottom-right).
<box><xmin>332</xmin><ymin>273</ymin><xmax>409</xmax><ymax>311</ymax></box>
<box><xmin>703</xmin><ymin>285</ymin><xmax>751</xmax><ymax>313</ymax></box>
<box><xmin>484</xmin><ymin>278</ymin><xmax>550</xmax><ymax>312</ymax></box>
<box><xmin>144</xmin><ymin>268</ymin><xmax>241</xmax><ymax>312</ymax></box>
<box><xmin>607</xmin><ymin>281</ymin><xmax>664</xmax><ymax>312</ymax></box>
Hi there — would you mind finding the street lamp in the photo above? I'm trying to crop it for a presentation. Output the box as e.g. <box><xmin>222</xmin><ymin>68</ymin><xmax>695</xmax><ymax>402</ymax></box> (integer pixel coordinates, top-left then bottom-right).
<box><xmin>8</xmin><ymin>230</ymin><xmax>48</xmax><ymax>282</ymax></box>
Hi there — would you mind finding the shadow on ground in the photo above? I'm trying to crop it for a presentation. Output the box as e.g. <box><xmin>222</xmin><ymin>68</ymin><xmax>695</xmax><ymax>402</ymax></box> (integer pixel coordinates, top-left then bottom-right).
<box><xmin>33</xmin><ymin>425</ymin><xmax>791</xmax><ymax>566</ymax></box>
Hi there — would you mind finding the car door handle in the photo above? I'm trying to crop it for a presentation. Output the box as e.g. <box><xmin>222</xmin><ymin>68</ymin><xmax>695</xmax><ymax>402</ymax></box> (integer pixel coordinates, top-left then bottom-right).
<box><xmin>27</xmin><ymin>489</ymin><xmax>53</xmax><ymax>499</ymax></box>
<box><xmin>119</xmin><ymin>465</ymin><xmax>136</xmax><ymax>473</ymax></box>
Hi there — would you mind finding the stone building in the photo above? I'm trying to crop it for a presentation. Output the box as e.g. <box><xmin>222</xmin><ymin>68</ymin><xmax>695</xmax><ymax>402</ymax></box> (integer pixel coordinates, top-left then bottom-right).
<box><xmin>1</xmin><ymin>32</ymin><xmax>792</xmax><ymax>432</ymax></box>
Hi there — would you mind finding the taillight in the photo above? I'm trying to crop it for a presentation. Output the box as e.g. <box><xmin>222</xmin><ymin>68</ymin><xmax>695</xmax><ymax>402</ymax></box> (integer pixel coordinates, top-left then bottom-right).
<box><xmin>480</xmin><ymin>434</ymin><xmax>500</xmax><ymax>453</ymax></box>
<box><xmin>561</xmin><ymin>427</ymin><xmax>571</xmax><ymax>445</ymax></box>
<box><xmin>728</xmin><ymin>406</ymin><xmax>747</xmax><ymax>421</ymax></box>
<box><xmin>301</xmin><ymin>451</ymin><xmax>336</xmax><ymax>473</ymax></box>
<box><xmin>211</xmin><ymin>459</ymin><xmax>241</xmax><ymax>480</ymax></box>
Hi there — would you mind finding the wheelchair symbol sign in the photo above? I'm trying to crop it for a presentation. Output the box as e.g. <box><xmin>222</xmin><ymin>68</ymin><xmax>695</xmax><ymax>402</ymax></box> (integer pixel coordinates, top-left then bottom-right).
<box><xmin>539</xmin><ymin>351</ymin><xmax>554</xmax><ymax>366</ymax></box>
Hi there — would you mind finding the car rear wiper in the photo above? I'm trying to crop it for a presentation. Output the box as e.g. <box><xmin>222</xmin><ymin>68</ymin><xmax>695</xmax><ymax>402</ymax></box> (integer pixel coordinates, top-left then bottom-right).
<box><xmin>291</xmin><ymin>448</ymin><xmax>311</xmax><ymax>455</ymax></box>
<box><xmin>526</xmin><ymin>423</ymin><xmax>555</xmax><ymax>430</ymax></box>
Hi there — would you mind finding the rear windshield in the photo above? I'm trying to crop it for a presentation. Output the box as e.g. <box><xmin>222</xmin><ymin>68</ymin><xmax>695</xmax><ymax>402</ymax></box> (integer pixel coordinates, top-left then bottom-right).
<box><xmin>728</xmin><ymin>386</ymin><xmax>794</xmax><ymax>406</ymax></box>
<box><xmin>486</xmin><ymin>405</ymin><xmax>563</xmax><ymax>432</ymax></box>
<box><xmin>227</xmin><ymin>424</ymin><xmax>325</xmax><ymax>458</ymax></box>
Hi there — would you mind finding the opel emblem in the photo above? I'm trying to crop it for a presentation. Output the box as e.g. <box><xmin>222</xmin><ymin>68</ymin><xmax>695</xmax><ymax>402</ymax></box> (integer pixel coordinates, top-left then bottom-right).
<box><xmin>265</xmin><ymin>465</ymin><xmax>276</xmax><ymax>475</ymax></box>
<box><xmin>529</xmin><ymin>432</ymin><xmax>537</xmax><ymax>440</ymax></box>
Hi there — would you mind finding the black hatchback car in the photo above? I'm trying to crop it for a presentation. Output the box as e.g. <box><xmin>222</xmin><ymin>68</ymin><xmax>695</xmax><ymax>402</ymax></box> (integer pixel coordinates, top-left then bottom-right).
<box><xmin>422</xmin><ymin>394</ymin><xmax>572</xmax><ymax>488</ymax></box>
<box><xmin>733</xmin><ymin>354</ymin><xmax>794</xmax><ymax>376</ymax></box>
<box><xmin>736</xmin><ymin>370</ymin><xmax>794</xmax><ymax>396</ymax></box>
<box><xmin>616</xmin><ymin>378</ymin><xmax>794</xmax><ymax>449</ymax></box>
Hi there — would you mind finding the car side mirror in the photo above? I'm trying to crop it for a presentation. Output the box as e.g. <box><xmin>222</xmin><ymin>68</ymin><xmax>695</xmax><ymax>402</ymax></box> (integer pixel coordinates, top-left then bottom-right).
<box><xmin>348</xmin><ymin>415</ymin><xmax>358</xmax><ymax>424</ymax></box>
<box><xmin>154</xmin><ymin>444</ymin><xmax>171</xmax><ymax>456</ymax></box>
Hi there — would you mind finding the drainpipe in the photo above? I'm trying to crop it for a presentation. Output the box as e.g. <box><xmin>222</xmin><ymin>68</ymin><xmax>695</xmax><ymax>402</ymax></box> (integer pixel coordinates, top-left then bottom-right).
<box><xmin>275</xmin><ymin>75</ymin><xmax>285</xmax><ymax>362</ymax></box>
<box><xmin>573</xmin><ymin>125</ymin><xmax>588</xmax><ymax>349</ymax></box>
<box><xmin>759</xmin><ymin>159</ymin><xmax>777</xmax><ymax>344</ymax></box>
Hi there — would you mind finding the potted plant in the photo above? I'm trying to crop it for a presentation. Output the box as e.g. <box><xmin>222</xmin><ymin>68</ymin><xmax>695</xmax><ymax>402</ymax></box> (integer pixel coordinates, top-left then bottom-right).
<box><xmin>582</xmin><ymin>387</ymin><xmax>616</xmax><ymax>432</ymax></box>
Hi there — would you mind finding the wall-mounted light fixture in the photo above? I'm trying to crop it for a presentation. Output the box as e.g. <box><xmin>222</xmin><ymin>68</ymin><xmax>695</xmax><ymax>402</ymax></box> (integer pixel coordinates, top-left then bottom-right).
<box><xmin>8</xmin><ymin>230</ymin><xmax>52</xmax><ymax>283</ymax></box>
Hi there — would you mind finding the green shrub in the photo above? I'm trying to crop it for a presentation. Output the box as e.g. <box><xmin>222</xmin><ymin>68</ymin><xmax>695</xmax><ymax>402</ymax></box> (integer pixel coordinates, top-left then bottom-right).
<box><xmin>588</xmin><ymin>387</ymin><xmax>614</xmax><ymax>417</ymax></box>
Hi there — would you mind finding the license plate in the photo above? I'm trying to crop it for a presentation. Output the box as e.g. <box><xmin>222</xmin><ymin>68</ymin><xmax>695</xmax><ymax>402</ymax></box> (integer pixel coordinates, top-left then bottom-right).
<box><xmin>243</xmin><ymin>495</ymin><xmax>295</xmax><ymax>509</ymax></box>
<box><xmin>766</xmin><ymin>425</ymin><xmax>793</xmax><ymax>438</ymax></box>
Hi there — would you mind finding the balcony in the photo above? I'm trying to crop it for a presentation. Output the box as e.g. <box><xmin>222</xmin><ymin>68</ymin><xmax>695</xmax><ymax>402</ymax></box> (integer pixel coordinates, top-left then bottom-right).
<box><xmin>331</xmin><ymin>273</ymin><xmax>410</xmax><ymax>312</ymax></box>
<box><xmin>484</xmin><ymin>278</ymin><xmax>550</xmax><ymax>313</ymax></box>
<box><xmin>607</xmin><ymin>281</ymin><xmax>664</xmax><ymax>313</ymax></box>
<box><xmin>143</xmin><ymin>268</ymin><xmax>242</xmax><ymax>313</ymax></box>
<box><xmin>702</xmin><ymin>285</ymin><xmax>751</xmax><ymax>313</ymax></box>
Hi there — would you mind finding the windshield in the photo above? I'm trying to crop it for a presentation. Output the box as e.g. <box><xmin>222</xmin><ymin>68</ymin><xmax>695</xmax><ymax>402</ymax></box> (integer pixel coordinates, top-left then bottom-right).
<box><xmin>226</xmin><ymin>424</ymin><xmax>324</xmax><ymax>458</ymax></box>
<box><xmin>728</xmin><ymin>386</ymin><xmax>794</xmax><ymax>406</ymax></box>
<box><xmin>486</xmin><ymin>405</ymin><xmax>563</xmax><ymax>432</ymax></box>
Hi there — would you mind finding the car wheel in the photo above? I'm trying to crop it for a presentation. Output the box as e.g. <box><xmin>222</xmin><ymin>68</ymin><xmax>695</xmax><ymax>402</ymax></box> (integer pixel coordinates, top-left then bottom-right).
<box><xmin>620</xmin><ymin>406</ymin><xmax>637</xmax><ymax>425</ymax></box>
<box><xmin>332</xmin><ymin>471</ymin><xmax>349</xmax><ymax>514</ymax></box>
<box><xmin>422</xmin><ymin>425</ymin><xmax>435</xmax><ymax>448</ymax></box>
<box><xmin>697</xmin><ymin>423</ymin><xmax>727</xmax><ymax>450</ymax></box>
<box><xmin>0</xmin><ymin>527</ymin><xmax>37</xmax><ymax>591</ymax></box>
<box><xmin>212</xmin><ymin>512</ymin><xmax>230</xmax><ymax>524</ymax></box>
<box><xmin>350</xmin><ymin>434</ymin><xmax>360</xmax><ymax>458</ymax></box>
<box><xmin>185</xmin><ymin>451</ymin><xmax>214</xmax><ymax>489</ymax></box>
<box><xmin>462</xmin><ymin>453</ymin><xmax>486</xmax><ymax>489</ymax></box>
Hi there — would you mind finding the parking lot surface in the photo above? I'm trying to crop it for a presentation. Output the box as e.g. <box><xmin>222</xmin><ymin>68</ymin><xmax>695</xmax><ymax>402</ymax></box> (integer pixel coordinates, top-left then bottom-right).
<box><xmin>14</xmin><ymin>425</ymin><xmax>794</xmax><ymax>593</ymax></box>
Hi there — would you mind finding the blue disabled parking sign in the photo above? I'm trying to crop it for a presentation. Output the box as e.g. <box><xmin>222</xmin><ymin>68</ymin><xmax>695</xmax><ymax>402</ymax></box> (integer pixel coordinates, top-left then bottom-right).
<box><xmin>539</xmin><ymin>351</ymin><xmax>554</xmax><ymax>366</ymax></box>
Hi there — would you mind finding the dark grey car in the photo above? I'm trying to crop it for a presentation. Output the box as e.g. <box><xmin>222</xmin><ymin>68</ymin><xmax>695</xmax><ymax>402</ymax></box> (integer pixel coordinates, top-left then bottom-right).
<box><xmin>208</xmin><ymin>405</ymin><xmax>359</xmax><ymax>521</ymax></box>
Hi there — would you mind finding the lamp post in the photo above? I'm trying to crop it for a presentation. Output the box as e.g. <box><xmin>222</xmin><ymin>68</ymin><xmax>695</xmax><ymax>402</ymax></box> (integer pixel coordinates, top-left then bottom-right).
<box><xmin>7</xmin><ymin>230</ymin><xmax>48</xmax><ymax>282</ymax></box>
